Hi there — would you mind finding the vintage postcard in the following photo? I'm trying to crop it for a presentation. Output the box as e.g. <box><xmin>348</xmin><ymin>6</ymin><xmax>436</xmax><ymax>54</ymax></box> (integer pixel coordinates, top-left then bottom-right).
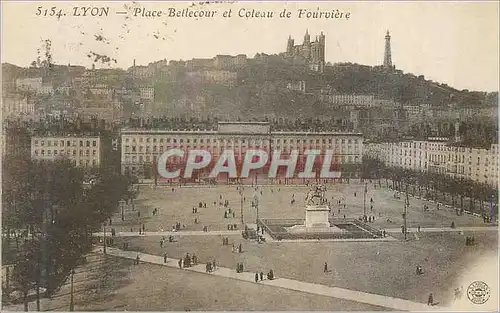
<box><xmin>1</xmin><ymin>1</ymin><xmax>498</xmax><ymax>312</ymax></box>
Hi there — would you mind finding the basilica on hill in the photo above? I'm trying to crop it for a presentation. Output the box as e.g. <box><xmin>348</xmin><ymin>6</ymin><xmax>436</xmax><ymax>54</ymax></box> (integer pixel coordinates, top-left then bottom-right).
<box><xmin>285</xmin><ymin>29</ymin><xmax>326</xmax><ymax>72</ymax></box>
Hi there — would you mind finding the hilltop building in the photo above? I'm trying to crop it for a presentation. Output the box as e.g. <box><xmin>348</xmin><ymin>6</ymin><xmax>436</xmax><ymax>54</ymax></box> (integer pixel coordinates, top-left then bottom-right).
<box><xmin>285</xmin><ymin>29</ymin><xmax>325</xmax><ymax>72</ymax></box>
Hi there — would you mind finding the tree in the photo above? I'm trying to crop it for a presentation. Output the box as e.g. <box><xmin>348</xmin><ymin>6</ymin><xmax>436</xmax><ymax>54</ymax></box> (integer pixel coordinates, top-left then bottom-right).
<box><xmin>12</xmin><ymin>240</ymin><xmax>40</xmax><ymax>311</ymax></box>
<box><xmin>4</xmin><ymin>155</ymin><xmax>132</xmax><ymax>300</ymax></box>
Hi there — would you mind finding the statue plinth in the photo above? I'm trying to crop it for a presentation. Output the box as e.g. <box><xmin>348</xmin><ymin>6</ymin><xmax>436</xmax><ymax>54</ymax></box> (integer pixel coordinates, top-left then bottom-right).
<box><xmin>285</xmin><ymin>184</ymin><xmax>342</xmax><ymax>234</ymax></box>
<box><xmin>305</xmin><ymin>205</ymin><xmax>330</xmax><ymax>228</ymax></box>
<box><xmin>286</xmin><ymin>204</ymin><xmax>343</xmax><ymax>234</ymax></box>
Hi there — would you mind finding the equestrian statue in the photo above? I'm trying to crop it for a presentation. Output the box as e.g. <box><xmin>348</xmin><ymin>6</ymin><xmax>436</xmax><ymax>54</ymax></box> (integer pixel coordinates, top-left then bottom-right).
<box><xmin>305</xmin><ymin>184</ymin><xmax>327</xmax><ymax>206</ymax></box>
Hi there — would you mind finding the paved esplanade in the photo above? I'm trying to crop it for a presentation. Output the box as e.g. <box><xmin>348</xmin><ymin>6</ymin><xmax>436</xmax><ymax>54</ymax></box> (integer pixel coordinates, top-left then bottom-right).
<box><xmin>385</xmin><ymin>226</ymin><xmax>498</xmax><ymax>233</ymax></box>
<box><xmin>93</xmin><ymin>225</ymin><xmax>497</xmax><ymax>237</ymax></box>
<box><xmin>93</xmin><ymin>246</ymin><xmax>442</xmax><ymax>311</ymax></box>
<box><xmin>94</xmin><ymin>230</ymin><xmax>241</xmax><ymax>237</ymax></box>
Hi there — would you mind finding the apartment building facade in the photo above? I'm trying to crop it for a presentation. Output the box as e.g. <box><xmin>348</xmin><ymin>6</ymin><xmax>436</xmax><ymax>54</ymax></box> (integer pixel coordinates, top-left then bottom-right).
<box><xmin>31</xmin><ymin>135</ymin><xmax>102</xmax><ymax>168</ymax></box>
<box><xmin>120</xmin><ymin>122</ymin><xmax>363</xmax><ymax>179</ymax></box>
<box><xmin>368</xmin><ymin>139</ymin><xmax>498</xmax><ymax>187</ymax></box>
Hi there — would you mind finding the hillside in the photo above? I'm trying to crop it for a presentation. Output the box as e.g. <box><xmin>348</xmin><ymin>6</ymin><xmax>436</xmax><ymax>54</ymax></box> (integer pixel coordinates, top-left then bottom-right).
<box><xmin>152</xmin><ymin>59</ymin><xmax>494</xmax><ymax>118</ymax></box>
<box><xmin>4</xmin><ymin>60</ymin><xmax>496</xmax><ymax>120</ymax></box>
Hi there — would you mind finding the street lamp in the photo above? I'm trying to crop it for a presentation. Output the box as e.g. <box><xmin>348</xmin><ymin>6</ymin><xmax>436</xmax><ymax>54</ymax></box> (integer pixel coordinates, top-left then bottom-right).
<box><xmin>69</xmin><ymin>269</ymin><xmax>75</xmax><ymax>311</ymax></box>
<box><xmin>403</xmin><ymin>184</ymin><xmax>409</xmax><ymax>241</ymax></box>
<box><xmin>363</xmin><ymin>182</ymin><xmax>367</xmax><ymax>218</ymax></box>
<box><xmin>103</xmin><ymin>223</ymin><xmax>107</xmax><ymax>254</ymax></box>
<box><xmin>253</xmin><ymin>186</ymin><xmax>261</xmax><ymax>242</ymax></box>
<box><xmin>120</xmin><ymin>199</ymin><xmax>126</xmax><ymax>221</ymax></box>
<box><xmin>239</xmin><ymin>186</ymin><xmax>244</xmax><ymax>224</ymax></box>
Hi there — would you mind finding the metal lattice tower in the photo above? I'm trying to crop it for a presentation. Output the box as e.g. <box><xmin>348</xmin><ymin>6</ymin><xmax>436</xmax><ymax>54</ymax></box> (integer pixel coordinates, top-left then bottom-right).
<box><xmin>384</xmin><ymin>30</ymin><xmax>392</xmax><ymax>68</ymax></box>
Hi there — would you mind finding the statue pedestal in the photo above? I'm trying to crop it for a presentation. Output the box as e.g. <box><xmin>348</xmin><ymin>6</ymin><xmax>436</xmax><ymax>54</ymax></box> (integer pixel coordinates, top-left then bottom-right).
<box><xmin>305</xmin><ymin>205</ymin><xmax>330</xmax><ymax>228</ymax></box>
<box><xmin>286</xmin><ymin>204</ymin><xmax>343</xmax><ymax>234</ymax></box>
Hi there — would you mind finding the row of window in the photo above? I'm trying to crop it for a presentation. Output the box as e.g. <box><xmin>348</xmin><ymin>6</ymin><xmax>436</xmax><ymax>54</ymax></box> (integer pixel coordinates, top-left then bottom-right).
<box><xmin>124</xmin><ymin>137</ymin><xmax>361</xmax><ymax>145</ymax></box>
<box><xmin>390</xmin><ymin>153</ymin><xmax>496</xmax><ymax>164</ymax></box>
<box><xmin>34</xmin><ymin>139</ymin><xmax>98</xmax><ymax>148</ymax></box>
<box><xmin>389</xmin><ymin>145</ymin><xmax>496</xmax><ymax>155</ymax></box>
<box><xmin>123</xmin><ymin>145</ymin><xmax>361</xmax><ymax>153</ymax></box>
<box><xmin>123</xmin><ymin>155</ymin><xmax>360</xmax><ymax>163</ymax></box>
<box><xmin>395</xmin><ymin>143</ymin><xmax>446</xmax><ymax>149</ymax></box>
<box><xmin>387</xmin><ymin>151</ymin><xmax>497</xmax><ymax>166</ymax></box>
<box><xmin>388</xmin><ymin>160</ymin><xmax>427</xmax><ymax>168</ymax></box>
<box><xmin>73</xmin><ymin>159</ymin><xmax>98</xmax><ymax>167</ymax></box>
<box><xmin>429</xmin><ymin>154</ymin><xmax>447</xmax><ymax>164</ymax></box>
<box><xmin>33</xmin><ymin>149</ymin><xmax>98</xmax><ymax>157</ymax></box>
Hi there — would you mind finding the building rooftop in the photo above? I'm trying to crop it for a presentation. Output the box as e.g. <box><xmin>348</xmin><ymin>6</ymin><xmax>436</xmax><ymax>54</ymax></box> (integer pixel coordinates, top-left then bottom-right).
<box><xmin>120</xmin><ymin>128</ymin><xmax>363</xmax><ymax>136</ymax></box>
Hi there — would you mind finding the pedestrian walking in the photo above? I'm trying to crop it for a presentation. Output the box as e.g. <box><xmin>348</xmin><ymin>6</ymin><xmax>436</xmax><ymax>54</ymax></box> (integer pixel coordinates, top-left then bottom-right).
<box><xmin>427</xmin><ymin>293</ymin><xmax>434</xmax><ymax>306</ymax></box>
<box><xmin>136</xmin><ymin>254</ymin><xmax>140</xmax><ymax>265</ymax></box>
<box><xmin>255</xmin><ymin>273</ymin><xmax>259</xmax><ymax>283</ymax></box>
<box><xmin>324</xmin><ymin>262</ymin><xmax>328</xmax><ymax>273</ymax></box>
<box><xmin>267</xmin><ymin>269</ymin><xmax>274</xmax><ymax>280</ymax></box>
<box><xmin>260</xmin><ymin>272</ymin><xmax>264</xmax><ymax>281</ymax></box>
<box><xmin>163</xmin><ymin>253</ymin><xmax>168</xmax><ymax>263</ymax></box>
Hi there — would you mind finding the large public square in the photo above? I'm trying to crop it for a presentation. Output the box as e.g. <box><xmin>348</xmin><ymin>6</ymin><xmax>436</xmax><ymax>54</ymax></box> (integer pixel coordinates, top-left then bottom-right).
<box><xmin>3</xmin><ymin>181</ymin><xmax>498</xmax><ymax>311</ymax></box>
<box><xmin>93</xmin><ymin>181</ymin><xmax>498</xmax><ymax>311</ymax></box>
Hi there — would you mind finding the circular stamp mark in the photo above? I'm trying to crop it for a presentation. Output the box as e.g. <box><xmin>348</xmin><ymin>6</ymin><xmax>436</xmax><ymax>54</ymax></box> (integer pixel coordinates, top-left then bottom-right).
<box><xmin>467</xmin><ymin>281</ymin><xmax>491</xmax><ymax>304</ymax></box>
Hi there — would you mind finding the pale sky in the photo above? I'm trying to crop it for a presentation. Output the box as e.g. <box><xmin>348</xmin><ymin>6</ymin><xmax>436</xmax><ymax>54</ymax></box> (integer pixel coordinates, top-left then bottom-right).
<box><xmin>1</xmin><ymin>1</ymin><xmax>499</xmax><ymax>91</ymax></box>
